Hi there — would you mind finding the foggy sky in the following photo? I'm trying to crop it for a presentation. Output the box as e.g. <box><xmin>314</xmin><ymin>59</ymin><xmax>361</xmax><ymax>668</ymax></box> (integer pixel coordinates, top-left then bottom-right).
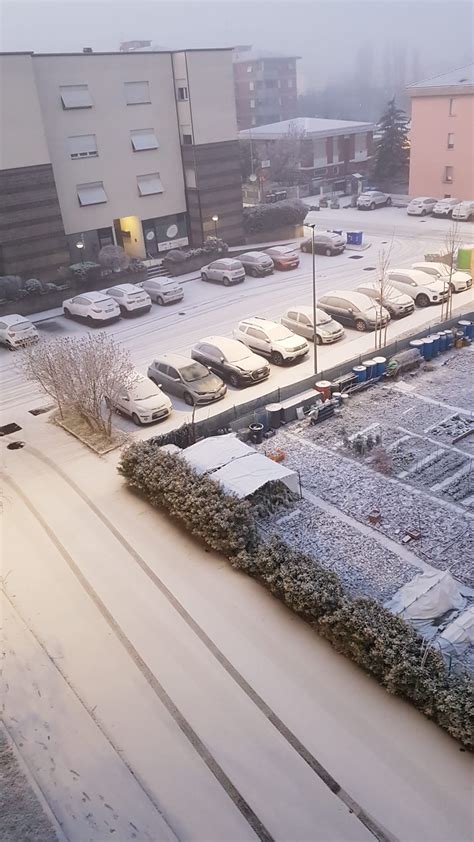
<box><xmin>1</xmin><ymin>0</ymin><xmax>472</xmax><ymax>91</ymax></box>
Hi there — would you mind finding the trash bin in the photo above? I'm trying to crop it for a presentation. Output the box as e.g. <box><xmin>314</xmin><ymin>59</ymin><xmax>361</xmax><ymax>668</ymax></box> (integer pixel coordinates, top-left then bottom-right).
<box><xmin>458</xmin><ymin>320</ymin><xmax>471</xmax><ymax>336</ymax></box>
<box><xmin>457</xmin><ymin>248</ymin><xmax>473</xmax><ymax>271</ymax></box>
<box><xmin>423</xmin><ymin>338</ymin><xmax>433</xmax><ymax>360</ymax></box>
<box><xmin>372</xmin><ymin>356</ymin><xmax>387</xmax><ymax>376</ymax></box>
<box><xmin>430</xmin><ymin>333</ymin><xmax>441</xmax><ymax>356</ymax></box>
<box><xmin>314</xmin><ymin>380</ymin><xmax>332</xmax><ymax>401</ymax></box>
<box><xmin>265</xmin><ymin>403</ymin><xmax>282</xmax><ymax>429</ymax></box>
<box><xmin>249</xmin><ymin>422</ymin><xmax>264</xmax><ymax>444</ymax></box>
<box><xmin>352</xmin><ymin>365</ymin><xmax>367</xmax><ymax>382</ymax></box>
<box><xmin>347</xmin><ymin>231</ymin><xmax>363</xmax><ymax>245</ymax></box>
<box><xmin>362</xmin><ymin>359</ymin><xmax>376</xmax><ymax>379</ymax></box>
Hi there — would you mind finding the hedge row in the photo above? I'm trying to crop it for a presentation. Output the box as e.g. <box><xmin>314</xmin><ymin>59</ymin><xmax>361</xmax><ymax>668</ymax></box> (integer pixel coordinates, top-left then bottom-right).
<box><xmin>243</xmin><ymin>198</ymin><xmax>308</xmax><ymax>234</ymax></box>
<box><xmin>119</xmin><ymin>441</ymin><xmax>473</xmax><ymax>750</ymax></box>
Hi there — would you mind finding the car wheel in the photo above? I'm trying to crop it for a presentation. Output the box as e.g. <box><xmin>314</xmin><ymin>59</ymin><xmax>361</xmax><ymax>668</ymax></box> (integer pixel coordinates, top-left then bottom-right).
<box><xmin>355</xmin><ymin>319</ymin><xmax>366</xmax><ymax>332</ymax></box>
<box><xmin>316</xmin><ymin>335</ymin><xmax>322</xmax><ymax>345</ymax></box>
<box><xmin>325</xmin><ymin>248</ymin><xmax>332</xmax><ymax>257</ymax></box>
<box><xmin>421</xmin><ymin>209</ymin><xmax>426</xmax><ymax>216</ymax></box>
<box><xmin>386</xmin><ymin>197</ymin><xmax>392</xmax><ymax>206</ymax></box>
<box><xmin>201</xmin><ymin>272</ymin><xmax>208</xmax><ymax>282</ymax></box>
<box><xmin>370</xmin><ymin>202</ymin><xmax>376</xmax><ymax>210</ymax></box>
<box><xmin>229</xmin><ymin>373</ymin><xmax>240</xmax><ymax>388</ymax></box>
<box><xmin>131</xmin><ymin>413</ymin><xmax>142</xmax><ymax>426</ymax></box>
<box><xmin>86</xmin><ymin>315</ymin><xmax>95</xmax><ymax>326</ymax></box>
<box><xmin>157</xmin><ymin>295</ymin><xmax>164</xmax><ymax>306</ymax></box>
<box><xmin>64</xmin><ymin>307</ymin><xmax>71</xmax><ymax>318</ymax></box>
<box><xmin>450</xmin><ymin>282</ymin><xmax>456</xmax><ymax>293</ymax></box>
<box><xmin>184</xmin><ymin>392</ymin><xmax>195</xmax><ymax>406</ymax></box>
<box><xmin>271</xmin><ymin>351</ymin><xmax>284</xmax><ymax>365</ymax></box>
<box><xmin>416</xmin><ymin>293</ymin><xmax>430</xmax><ymax>307</ymax></box>
<box><xmin>223</xmin><ymin>276</ymin><xmax>230</xmax><ymax>286</ymax></box>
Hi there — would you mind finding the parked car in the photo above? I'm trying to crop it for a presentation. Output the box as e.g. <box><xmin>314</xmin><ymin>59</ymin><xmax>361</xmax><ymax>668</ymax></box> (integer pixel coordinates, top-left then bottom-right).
<box><xmin>431</xmin><ymin>198</ymin><xmax>461</xmax><ymax>218</ymax></box>
<box><xmin>356</xmin><ymin>282</ymin><xmax>415</xmax><ymax>318</ymax></box>
<box><xmin>103</xmin><ymin>283</ymin><xmax>151</xmax><ymax>316</ymax></box>
<box><xmin>0</xmin><ymin>314</ymin><xmax>39</xmax><ymax>349</ymax></box>
<box><xmin>300</xmin><ymin>231</ymin><xmax>346</xmax><ymax>256</ymax></box>
<box><xmin>265</xmin><ymin>245</ymin><xmax>300</xmax><ymax>270</ymax></box>
<box><xmin>233</xmin><ymin>317</ymin><xmax>309</xmax><ymax>365</ymax></box>
<box><xmin>147</xmin><ymin>353</ymin><xmax>226</xmax><ymax>406</ymax></box>
<box><xmin>387</xmin><ymin>268</ymin><xmax>448</xmax><ymax>307</ymax></box>
<box><xmin>63</xmin><ymin>291</ymin><xmax>121</xmax><ymax>324</ymax></box>
<box><xmin>191</xmin><ymin>336</ymin><xmax>270</xmax><ymax>387</ymax></box>
<box><xmin>281</xmin><ymin>305</ymin><xmax>345</xmax><ymax>344</ymax></box>
<box><xmin>318</xmin><ymin>290</ymin><xmax>390</xmax><ymax>331</ymax></box>
<box><xmin>109</xmin><ymin>372</ymin><xmax>172</xmax><ymax>425</ymax></box>
<box><xmin>140</xmin><ymin>277</ymin><xmax>183</xmax><ymax>305</ymax></box>
<box><xmin>200</xmin><ymin>258</ymin><xmax>245</xmax><ymax>286</ymax></box>
<box><xmin>407</xmin><ymin>197</ymin><xmax>438</xmax><ymax>216</ymax></box>
<box><xmin>357</xmin><ymin>190</ymin><xmax>392</xmax><ymax>210</ymax></box>
<box><xmin>452</xmin><ymin>201</ymin><xmax>474</xmax><ymax>222</ymax></box>
<box><xmin>412</xmin><ymin>262</ymin><xmax>472</xmax><ymax>293</ymax></box>
<box><xmin>238</xmin><ymin>251</ymin><xmax>274</xmax><ymax>277</ymax></box>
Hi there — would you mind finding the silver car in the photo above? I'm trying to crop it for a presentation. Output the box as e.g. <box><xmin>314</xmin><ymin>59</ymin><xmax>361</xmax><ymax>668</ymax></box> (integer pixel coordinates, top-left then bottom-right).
<box><xmin>238</xmin><ymin>252</ymin><xmax>274</xmax><ymax>277</ymax></box>
<box><xmin>200</xmin><ymin>258</ymin><xmax>245</xmax><ymax>286</ymax></box>
<box><xmin>281</xmin><ymin>306</ymin><xmax>345</xmax><ymax>344</ymax></box>
<box><xmin>141</xmin><ymin>277</ymin><xmax>183</xmax><ymax>305</ymax></box>
<box><xmin>357</xmin><ymin>190</ymin><xmax>391</xmax><ymax>210</ymax></box>
<box><xmin>147</xmin><ymin>353</ymin><xmax>227</xmax><ymax>406</ymax></box>
<box><xmin>356</xmin><ymin>282</ymin><xmax>415</xmax><ymax>318</ymax></box>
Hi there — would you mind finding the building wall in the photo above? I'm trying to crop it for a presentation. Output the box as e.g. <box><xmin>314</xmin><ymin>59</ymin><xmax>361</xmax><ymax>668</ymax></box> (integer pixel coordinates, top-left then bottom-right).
<box><xmin>32</xmin><ymin>53</ymin><xmax>187</xmax><ymax>236</ymax></box>
<box><xmin>233</xmin><ymin>57</ymin><xmax>298</xmax><ymax>130</ymax></box>
<box><xmin>409</xmin><ymin>93</ymin><xmax>474</xmax><ymax>199</ymax></box>
<box><xmin>185</xmin><ymin>51</ymin><xmax>238</xmax><ymax>144</ymax></box>
<box><xmin>0</xmin><ymin>54</ymin><xmax>51</xmax><ymax>170</ymax></box>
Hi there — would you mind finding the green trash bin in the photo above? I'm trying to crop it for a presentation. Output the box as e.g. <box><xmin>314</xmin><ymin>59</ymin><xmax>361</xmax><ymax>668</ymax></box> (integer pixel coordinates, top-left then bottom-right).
<box><xmin>457</xmin><ymin>247</ymin><xmax>473</xmax><ymax>271</ymax></box>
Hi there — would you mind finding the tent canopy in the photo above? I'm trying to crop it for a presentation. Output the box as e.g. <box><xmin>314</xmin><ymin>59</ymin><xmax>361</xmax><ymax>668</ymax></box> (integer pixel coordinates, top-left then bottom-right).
<box><xmin>386</xmin><ymin>570</ymin><xmax>465</xmax><ymax>620</ymax></box>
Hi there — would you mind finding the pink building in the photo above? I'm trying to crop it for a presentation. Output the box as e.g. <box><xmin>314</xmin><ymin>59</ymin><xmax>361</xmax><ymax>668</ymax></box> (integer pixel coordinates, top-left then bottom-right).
<box><xmin>408</xmin><ymin>64</ymin><xmax>474</xmax><ymax>200</ymax></box>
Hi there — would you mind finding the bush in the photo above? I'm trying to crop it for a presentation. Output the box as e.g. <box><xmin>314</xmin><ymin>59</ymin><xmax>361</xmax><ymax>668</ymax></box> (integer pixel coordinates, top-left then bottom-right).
<box><xmin>243</xmin><ymin>199</ymin><xmax>308</xmax><ymax>235</ymax></box>
<box><xmin>128</xmin><ymin>257</ymin><xmax>146</xmax><ymax>273</ymax></box>
<box><xmin>24</xmin><ymin>278</ymin><xmax>43</xmax><ymax>295</ymax></box>
<box><xmin>69</xmin><ymin>261</ymin><xmax>101</xmax><ymax>284</ymax></box>
<box><xmin>162</xmin><ymin>237</ymin><xmax>228</xmax><ymax>272</ymax></box>
<box><xmin>0</xmin><ymin>275</ymin><xmax>27</xmax><ymax>301</ymax></box>
<box><xmin>99</xmin><ymin>245</ymin><xmax>130</xmax><ymax>273</ymax></box>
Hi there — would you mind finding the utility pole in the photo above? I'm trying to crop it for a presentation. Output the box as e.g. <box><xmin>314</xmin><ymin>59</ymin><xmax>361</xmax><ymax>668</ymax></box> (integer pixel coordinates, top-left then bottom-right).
<box><xmin>308</xmin><ymin>223</ymin><xmax>318</xmax><ymax>375</ymax></box>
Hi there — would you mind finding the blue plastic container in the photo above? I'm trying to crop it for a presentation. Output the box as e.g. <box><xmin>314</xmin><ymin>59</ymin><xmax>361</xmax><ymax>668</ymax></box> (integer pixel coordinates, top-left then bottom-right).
<box><xmin>372</xmin><ymin>356</ymin><xmax>387</xmax><ymax>377</ymax></box>
<box><xmin>409</xmin><ymin>339</ymin><xmax>424</xmax><ymax>356</ymax></box>
<box><xmin>423</xmin><ymin>338</ymin><xmax>433</xmax><ymax>360</ymax></box>
<box><xmin>458</xmin><ymin>320</ymin><xmax>471</xmax><ymax>337</ymax></box>
<box><xmin>347</xmin><ymin>231</ymin><xmax>363</xmax><ymax>245</ymax></box>
<box><xmin>469</xmin><ymin>322</ymin><xmax>474</xmax><ymax>340</ymax></box>
<box><xmin>353</xmin><ymin>365</ymin><xmax>367</xmax><ymax>383</ymax></box>
<box><xmin>438</xmin><ymin>332</ymin><xmax>448</xmax><ymax>352</ymax></box>
<box><xmin>362</xmin><ymin>359</ymin><xmax>375</xmax><ymax>379</ymax></box>
<box><xmin>445</xmin><ymin>329</ymin><xmax>454</xmax><ymax>348</ymax></box>
<box><xmin>430</xmin><ymin>333</ymin><xmax>441</xmax><ymax>356</ymax></box>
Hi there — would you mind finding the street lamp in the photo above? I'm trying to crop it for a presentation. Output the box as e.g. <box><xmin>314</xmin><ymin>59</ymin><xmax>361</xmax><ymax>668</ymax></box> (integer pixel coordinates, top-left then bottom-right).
<box><xmin>211</xmin><ymin>214</ymin><xmax>219</xmax><ymax>238</ymax></box>
<box><xmin>307</xmin><ymin>223</ymin><xmax>318</xmax><ymax>375</ymax></box>
<box><xmin>75</xmin><ymin>236</ymin><xmax>85</xmax><ymax>264</ymax></box>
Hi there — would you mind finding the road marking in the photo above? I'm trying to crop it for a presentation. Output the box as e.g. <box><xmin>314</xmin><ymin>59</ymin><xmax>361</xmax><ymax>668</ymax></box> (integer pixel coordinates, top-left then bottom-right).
<box><xmin>23</xmin><ymin>445</ymin><xmax>396</xmax><ymax>842</ymax></box>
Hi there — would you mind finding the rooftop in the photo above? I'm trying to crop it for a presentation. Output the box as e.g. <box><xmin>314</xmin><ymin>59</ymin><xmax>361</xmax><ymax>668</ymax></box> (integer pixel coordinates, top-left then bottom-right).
<box><xmin>239</xmin><ymin>117</ymin><xmax>374</xmax><ymax>140</ymax></box>
<box><xmin>233</xmin><ymin>46</ymin><xmax>300</xmax><ymax>63</ymax></box>
<box><xmin>408</xmin><ymin>63</ymin><xmax>474</xmax><ymax>93</ymax></box>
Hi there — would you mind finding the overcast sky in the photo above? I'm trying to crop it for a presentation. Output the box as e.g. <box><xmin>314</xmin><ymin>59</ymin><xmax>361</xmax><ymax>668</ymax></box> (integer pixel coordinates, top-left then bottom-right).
<box><xmin>1</xmin><ymin>0</ymin><xmax>472</xmax><ymax>90</ymax></box>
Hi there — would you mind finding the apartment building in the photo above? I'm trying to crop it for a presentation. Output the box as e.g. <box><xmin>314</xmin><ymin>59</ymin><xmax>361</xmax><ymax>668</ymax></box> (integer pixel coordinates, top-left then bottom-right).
<box><xmin>239</xmin><ymin>117</ymin><xmax>374</xmax><ymax>194</ymax></box>
<box><xmin>233</xmin><ymin>46</ymin><xmax>299</xmax><ymax>131</ymax></box>
<box><xmin>408</xmin><ymin>64</ymin><xmax>474</xmax><ymax>200</ymax></box>
<box><xmin>0</xmin><ymin>49</ymin><xmax>244</xmax><ymax>278</ymax></box>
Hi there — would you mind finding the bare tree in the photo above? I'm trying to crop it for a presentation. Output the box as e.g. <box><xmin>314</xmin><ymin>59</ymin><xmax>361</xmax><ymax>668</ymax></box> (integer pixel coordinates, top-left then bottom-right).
<box><xmin>374</xmin><ymin>239</ymin><xmax>395</xmax><ymax>350</ymax></box>
<box><xmin>269</xmin><ymin>124</ymin><xmax>306</xmax><ymax>186</ymax></box>
<box><xmin>99</xmin><ymin>244</ymin><xmax>130</xmax><ymax>273</ymax></box>
<box><xmin>441</xmin><ymin>222</ymin><xmax>462</xmax><ymax>321</ymax></box>
<box><xmin>22</xmin><ymin>334</ymin><xmax>136</xmax><ymax>439</ymax></box>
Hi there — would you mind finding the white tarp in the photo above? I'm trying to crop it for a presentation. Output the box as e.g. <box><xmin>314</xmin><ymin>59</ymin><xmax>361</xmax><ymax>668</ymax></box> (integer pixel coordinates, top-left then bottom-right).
<box><xmin>440</xmin><ymin>605</ymin><xmax>474</xmax><ymax>647</ymax></box>
<box><xmin>180</xmin><ymin>434</ymin><xmax>299</xmax><ymax>498</ymax></box>
<box><xmin>386</xmin><ymin>570</ymin><xmax>465</xmax><ymax>620</ymax></box>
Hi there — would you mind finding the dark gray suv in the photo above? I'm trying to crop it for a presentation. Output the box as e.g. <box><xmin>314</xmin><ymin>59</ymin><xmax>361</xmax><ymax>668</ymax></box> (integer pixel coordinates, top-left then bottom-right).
<box><xmin>147</xmin><ymin>353</ymin><xmax>227</xmax><ymax>406</ymax></box>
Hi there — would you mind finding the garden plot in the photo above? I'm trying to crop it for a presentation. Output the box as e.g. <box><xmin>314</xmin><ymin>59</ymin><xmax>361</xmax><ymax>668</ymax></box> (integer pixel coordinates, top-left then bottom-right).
<box><xmin>260</xmin><ymin>499</ymin><xmax>416</xmax><ymax>602</ymax></box>
<box><xmin>406</xmin><ymin>448</ymin><xmax>467</xmax><ymax>488</ymax></box>
<box><xmin>415</xmin><ymin>349</ymin><xmax>474</xmax><ymax>412</ymax></box>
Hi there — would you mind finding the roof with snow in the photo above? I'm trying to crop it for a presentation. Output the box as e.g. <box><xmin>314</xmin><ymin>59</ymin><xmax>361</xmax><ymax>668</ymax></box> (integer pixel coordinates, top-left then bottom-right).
<box><xmin>408</xmin><ymin>63</ymin><xmax>474</xmax><ymax>93</ymax></box>
<box><xmin>239</xmin><ymin>117</ymin><xmax>374</xmax><ymax>141</ymax></box>
<box><xmin>233</xmin><ymin>46</ymin><xmax>300</xmax><ymax>63</ymax></box>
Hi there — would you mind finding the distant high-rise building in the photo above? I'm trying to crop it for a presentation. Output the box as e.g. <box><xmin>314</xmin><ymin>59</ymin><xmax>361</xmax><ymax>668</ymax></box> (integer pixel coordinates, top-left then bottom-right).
<box><xmin>233</xmin><ymin>46</ymin><xmax>300</xmax><ymax>131</ymax></box>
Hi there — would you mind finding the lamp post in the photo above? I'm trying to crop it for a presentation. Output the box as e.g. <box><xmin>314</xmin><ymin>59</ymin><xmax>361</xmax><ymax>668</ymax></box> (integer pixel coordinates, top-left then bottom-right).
<box><xmin>211</xmin><ymin>214</ymin><xmax>219</xmax><ymax>238</ymax></box>
<box><xmin>76</xmin><ymin>236</ymin><xmax>85</xmax><ymax>264</ymax></box>
<box><xmin>308</xmin><ymin>223</ymin><xmax>318</xmax><ymax>375</ymax></box>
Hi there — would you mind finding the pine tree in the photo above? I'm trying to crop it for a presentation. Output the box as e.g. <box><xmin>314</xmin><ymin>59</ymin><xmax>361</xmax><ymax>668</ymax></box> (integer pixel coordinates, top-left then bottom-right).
<box><xmin>372</xmin><ymin>98</ymin><xmax>409</xmax><ymax>185</ymax></box>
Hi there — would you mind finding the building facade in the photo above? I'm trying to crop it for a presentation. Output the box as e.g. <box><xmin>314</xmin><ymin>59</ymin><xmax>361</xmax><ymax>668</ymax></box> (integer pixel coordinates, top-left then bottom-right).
<box><xmin>0</xmin><ymin>49</ymin><xmax>244</xmax><ymax>278</ymax></box>
<box><xmin>239</xmin><ymin>117</ymin><xmax>374</xmax><ymax>196</ymax></box>
<box><xmin>408</xmin><ymin>65</ymin><xmax>474</xmax><ymax>200</ymax></box>
<box><xmin>233</xmin><ymin>46</ymin><xmax>299</xmax><ymax>131</ymax></box>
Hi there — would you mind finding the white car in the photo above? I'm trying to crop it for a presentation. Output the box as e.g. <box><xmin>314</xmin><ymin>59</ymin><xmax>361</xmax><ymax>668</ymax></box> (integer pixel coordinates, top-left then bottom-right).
<box><xmin>140</xmin><ymin>277</ymin><xmax>183</xmax><ymax>305</ymax></box>
<box><xmin>201</xmin><ymin>258</ymin><xmax>245</xmax><ymax>286</ymax></box>
<box><xmin>0</xmin><ymin>314</ymin><xmax>39</xmax><ymax>349</ymax></box>
<box><xmin>355</xmin><ymin>282</ymin><xmax>415</xmax><ymax>318</ymax></box>
<box><xmin>63</xmin><ymin>291</ymin><xmax>121</xmax><ymax>324</ymax></box>
<box><xmin>233</xmin><ymin>316</ymin><xmax>309</xmax><ymax>365</ymax></box>
<box><xmin>452</xmin><ymin>201</ymin><xmax>474</xmax><ymax>222</ymax></box>
<box><xmin>103</xmin><ymin>283</ymin><xmax>151</xmax><ymax>316</ymax></box>
<box><xmin>432</xmin><ymin>198</ymin><xmax>460</xmax><ymax>218</ymax></box>
<box><xmin>412</xmin><ymin>262</ymin><xmax>472</xmax><ymax>293</ymax></box>
<box><xmin>281</xmin><ymin>305</ymin><xmax>345</xmax><ymax>344</ymax></box>
<box><xmin>357</xmin><ymin>190</ymin><xmax>391</xmax><ymax>210</ymax></box>
<box><xmin>407</xmin><ymin>197</ymin><xmax>438</xmax><ymax>216</ymax></box>
<box><xmin>110</xmin><ymin>372</ymin><xmax>172</xmax><ymax>425</ymax></box>
<box><xmin>387</xmin><ymin>269</ymin><xmax>448</xmax><ymax>307</ymax></box>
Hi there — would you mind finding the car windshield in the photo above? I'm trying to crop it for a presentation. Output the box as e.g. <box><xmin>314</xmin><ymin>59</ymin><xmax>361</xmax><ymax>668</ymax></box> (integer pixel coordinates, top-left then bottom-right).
<box><xmin>131</xmin><ymin>379</ymin><xmax>159</xmax><ymax>400</ymax></box>
<box><xmin>180</xmin><ymin>362</ymin><xmax>208</xmax><ymax>382</ymax></box>
<box><xmin>316</xmin><ymin>310</ymin><xmax>331</xmax><ymax>325</ymax></box>
<box><xmin>9</xmin><ymin>321</ymin><xmax>31</xmax><ymax>332</ymax></box>
<box><xmin>228</xmin><ymin>347</ymin><xmax>251</xmax><ymax>362</ymax></box>
<box><xmin>229</xmin><ymin>261</ymin><xmax>243</xmax><ymax>270</ymax></box>
<box><xmin>268</xmin><ymin>325</ymin><xmax>294</xmax><ymax>340</ymax></box>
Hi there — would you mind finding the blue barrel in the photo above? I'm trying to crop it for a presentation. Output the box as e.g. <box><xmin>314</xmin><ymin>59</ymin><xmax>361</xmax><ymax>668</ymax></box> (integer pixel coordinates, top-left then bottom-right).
<box><xmin>438</xmin><ymin>331</ymin><xmax>448</xmax><ymax>352</ymax></box>
<box><xmin>362</xmin><ymin>359</ymin><xmax>375</xmax><ymax>379</ymax></box>
<box><xmin>430</xmin><ymin>333</ymin><xmax>441</xmax><ymax>356</ymax></box>
<box><xmin>410</xmin><ymin>339</ymin><xmax>424</xmax><ymax>355</ymax></box>
<box><xmin>347</xmin><ymin>231</ymin><xmax>363</xmax><ymax>245</ymax></box>
<box><xmin>423</xmin><ymin>338</ymin><xmax>433</xmax><ymax>360</ymax></box>
<box><xmin>458</xmin><ymin>320</ymin><xmax>471</xmax><ymax>336</ymax></box>
<box><xmin>353</xmin><ymin>365</ymin><xmax>367</xmax><ymax>382</ymax></box>
<box><xmin>469</xmin><ymin>322</ymin><xmax>474</xmax><ymax>340</ymax></box>
<box><xmin>372</xmin><ymin>356</ymin><xmax>387</xmax><ymax>376</ymax></box>
<box><xmin>445</xmin><ymin>329</ymin><xmax>454</xmax><ymax>348</ymax></box>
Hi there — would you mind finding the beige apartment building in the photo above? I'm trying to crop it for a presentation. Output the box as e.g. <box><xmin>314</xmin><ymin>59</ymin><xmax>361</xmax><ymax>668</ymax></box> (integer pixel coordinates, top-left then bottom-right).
<box><xmin>408</xmin><ymin>64</ymin><xmax>474</xmax><ymax>201</ymax></box>
<box><xmin>0</xmin><ymin>49</ymin><xmax>244</xmax><ymax>278</ymax></box>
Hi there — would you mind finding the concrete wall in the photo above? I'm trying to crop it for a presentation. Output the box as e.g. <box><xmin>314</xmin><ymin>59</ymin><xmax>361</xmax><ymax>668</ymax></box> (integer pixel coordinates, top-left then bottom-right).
<box><xmin>409</xmin><ymin>93</ymin><xmax>474</xmax><ymax>199</ymax></box>
<box><xmin>32</xmin><ymin>53</ymin><xmax>187</xmax><ymax>236</ymax></box>
<box><xmin>185</xmin><ymin>51</ymin><xmax>238</xmax><ymax>145</ymax></box>
<box><xmin>0</xmin><ymin>54</ymin><xmax>50</xmax><ymax>170</ymax></box>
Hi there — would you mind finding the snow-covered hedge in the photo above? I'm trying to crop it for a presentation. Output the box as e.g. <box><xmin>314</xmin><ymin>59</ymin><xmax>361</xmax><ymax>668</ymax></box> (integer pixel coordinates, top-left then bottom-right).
<box><xmin>243</xmin><ymin>198</ymin><xmax>308</xmax><ymax>234</ymax></box>
<box><xmin>119</xmin><ymin>442</ymin><xmax>473</xmax><ymax>750</ymax></box>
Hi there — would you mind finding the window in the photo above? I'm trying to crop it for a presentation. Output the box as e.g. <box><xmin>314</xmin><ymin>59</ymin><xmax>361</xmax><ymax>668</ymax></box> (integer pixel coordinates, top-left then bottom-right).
<box><xmin>77</xmin><ymin>181</ymin><xmax>107</xmax><ymax>206</ymax></box>
<box><xmin>246</xmin><ymin>65</ymin><xmax>252</xmax><ymax>73</ymax></box>
<box><xmin>247</xmin><ymin>327</ymin><xmax>266</xmax><ymax>340</ymax></box>
<box><xmin>125</xmin><ymin>81</ymin><xmax>151</xmax><ymax>105</ymax></box>
<box><xmin>447</xmin><ymin>133</ymin><xmax>454</xmax><ymax>149</ymax></box>
<box><xmin>250</xmin><ymin>99</ymin><xmax>255</xmax><ymax>109</ymax></box>
<box><xmin>265</xmin><ymin>79</ymin><xmax>277</xmax><ymax>88</ymax></box>
<box><xmin>167</xmin><ymin>366</ymin><xmax>179</xmax><ymax>379</ymax></box>
<box><xmin>180</xmin><ymin>125</ymin><xmax>193</xmax><ymax>145</ymax></box>
<box><xmin>130</xmin><ymin>128</ymin><xmax>159</xmax><ymax>151</ymax></box>
<box><xmin>449</xmin><ymin>97</ymin><xmax>455</xmax><ymax>116</ymax></box>
<box><xmin>182</xmin><ymin>133</ymin><xmax>193</xmax><ymax>145</ymax></box>
<box><xmin>60</xmin><ymin>84</ymin><xmax>93</xmax><ymax>109</ymax></box>
<box><xmin>177</xmin><ymin>86</ymin><xmax>188</xmax><ymax>101</ymax></box>
<box><xmin>137</xmin><ymin>172</ymin><xmax>163</xmax><ymax>196</ymax></box>
<box><xmin>299</xmin><ymin>314</ymin><xmax>311</xmax><ymax>326</ymax></box>
<box><xmin>444</xmin><ymin>194</ymin><xmax>451</xmax><ymax>198</ymax></box>
<box><xmin>288</xmin><ymin>79</ymin><xmax>293</xmax><ymax>88</ymax></box>
<box><xmin>444</xmin><ymin>166</ymin><xmax>453</xmax><ymax>183</ymax></box>
<box><xmin>251</xmin><ymin>117</ymin><xmax>257</xmax><ymax>126</ymax></box>
<box><xmin>68</xmin><ymin>134</ymin><xmax>98</xmax><ymax>159</ymax></box>
<box><xmin>184</xmin><ymin>167</ymin><xmax>196</xmax><ymax>188</ymax></box>
<box><xmin>249</xmin><ymin>81</ymin><xmax>254</xmax><ymax>91</ymax></box>
<box><xmin>287</xmin><ymin>311</ymin><xmax>298</xmax><ymax>321</ymax></box>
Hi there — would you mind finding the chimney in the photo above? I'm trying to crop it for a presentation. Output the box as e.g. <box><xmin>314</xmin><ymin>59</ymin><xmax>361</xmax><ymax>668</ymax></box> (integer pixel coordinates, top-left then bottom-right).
<box><xmin>82</xmin><ymin>47</ymin><xmax>93</xmax><ymax>53</ymax></box>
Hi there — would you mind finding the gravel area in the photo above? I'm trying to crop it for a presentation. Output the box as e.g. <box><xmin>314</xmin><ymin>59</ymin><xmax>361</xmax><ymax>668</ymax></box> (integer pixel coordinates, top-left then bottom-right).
<box><xmin>259</xmin><ymin>499</ymin><xmax>416</xmax><ymax>602</ymax></box>
<box><xmin>416</xmin><ymin>349</ymin><xmax>474</xmax><ymax>412</ymax></box>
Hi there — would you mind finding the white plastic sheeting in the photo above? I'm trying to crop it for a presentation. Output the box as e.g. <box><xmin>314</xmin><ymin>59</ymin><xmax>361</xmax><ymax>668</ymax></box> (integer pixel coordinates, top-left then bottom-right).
<box><xmin>179</xmin><ymin>434</ymin><xmax>300</xmax><ymax>498</ymax></box>
<box><xmin>440</xmin><ymin>605</ymin><xmax>474</xmax><ymax>648</ymax></box>
<box><xmin>386</xmin><ymin>570</ymin><xmax>466</xmax><ymax>620</ymax></box>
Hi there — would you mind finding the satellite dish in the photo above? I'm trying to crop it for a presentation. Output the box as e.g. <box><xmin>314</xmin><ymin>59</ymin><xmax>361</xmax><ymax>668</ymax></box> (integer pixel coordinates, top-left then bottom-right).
<box><xmin>249</xmin><ymin>174</ymin><xmax>257</xmax><ymax>182</ymax></box>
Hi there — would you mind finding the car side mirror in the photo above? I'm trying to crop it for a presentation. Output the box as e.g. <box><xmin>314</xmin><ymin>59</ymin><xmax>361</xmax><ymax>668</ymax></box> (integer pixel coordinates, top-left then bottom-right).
<box><xmin>220</xmin><ymin>356</ymin><xmax>225</xmax><ymax>363</ymax></box>
<box><xmin>348</xmin><ymin>308</ymin><xmax>353</xmax><ymax>314</ymax></box>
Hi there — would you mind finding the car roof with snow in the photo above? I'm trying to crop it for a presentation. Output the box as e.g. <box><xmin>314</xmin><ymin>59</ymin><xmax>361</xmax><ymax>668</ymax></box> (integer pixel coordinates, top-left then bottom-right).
<box><xmin>154</xmin><ymin>352</ymin><xmax>198</xmax><ymax>368</ymax></box>
<box><xmin>195</xmin><ymin>336</ymin><xmax>251</xmax><ymax>355</ymax></box>
<box><xmin>321</xmin><ymin>290</ymin><xmax>377</xmax><ymax>308</ymax></box>
<box><xmin>1</xmin><ymin>314</ymin><xmax>33</xmax><ymax>326</ymax></box>
<box><xmin>106</xmin><ymin>283</ymin><xmax>142</xmax><ymax>293</ymax></box>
